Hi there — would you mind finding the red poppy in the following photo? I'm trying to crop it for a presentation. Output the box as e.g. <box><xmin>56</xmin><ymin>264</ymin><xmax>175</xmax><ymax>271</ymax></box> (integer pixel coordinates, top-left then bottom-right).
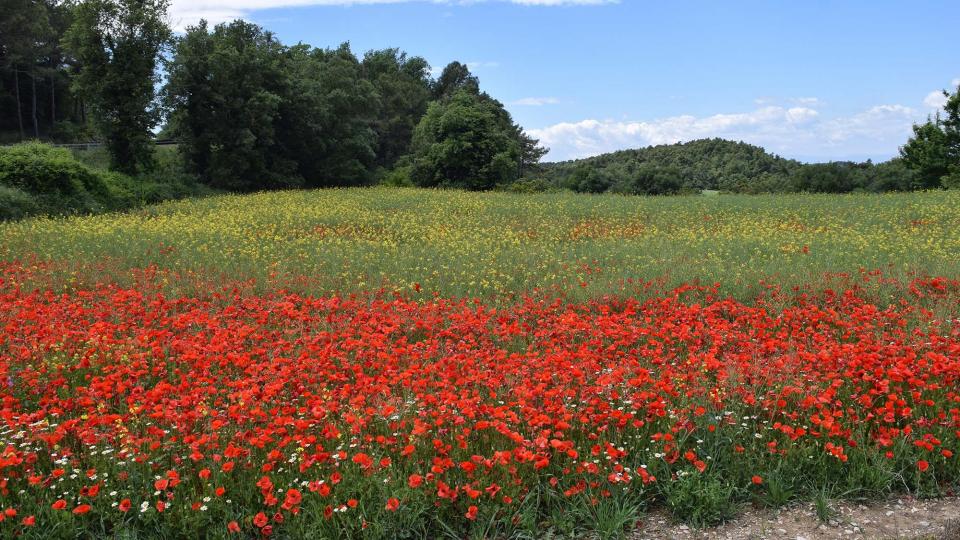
<box><xmin>253</xmin><ymin>512</ymin><xmax>269</xmax><ymax>528</ymax></box>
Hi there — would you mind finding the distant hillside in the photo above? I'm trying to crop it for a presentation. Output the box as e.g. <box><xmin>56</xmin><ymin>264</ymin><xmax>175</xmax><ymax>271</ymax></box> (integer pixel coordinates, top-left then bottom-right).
<box><xmin>526</xmin><ymin>138</ymin><xmax>915</xmax><ymax>194</ymax></box>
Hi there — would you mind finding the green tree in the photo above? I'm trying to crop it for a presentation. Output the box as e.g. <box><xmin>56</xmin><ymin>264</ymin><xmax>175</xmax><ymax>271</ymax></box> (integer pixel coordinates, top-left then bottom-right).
<box><xmin>410</xmin><ymin>90</ymin><xmax>524</xmax><ymax>190</ymax></box>
<box><xmin>901</xmin><ymin>85</ymin><xmax>960</xmax><ymax>189</ymax></box>
<box><xmin>164</xmin><ymin>20</ymin><xmax>296</xmax><ymax>190</ymax></box>
<box><xmin>64</xmin><ymin>0</ymin><xmax>170</xmax><ymax>174</ymax></box>
<box><xmin>279</xmin><ymin>43</ymin><xmax>379</xmax><ymax>187</ymax></box>
<box><xmin>362</xmin><ymin>48</ymin><xmax>432</xmax><ymax>169</ymax></box>
<box><xmin>166</xmin><ymin>22</ymin><xmax>379</xmax><ymax>190</ymax></box>
<box><xmin>431</xmin><ymin>61</ymin><xmax>479</xmax><ymax>101</ymax></box>
<box><xmin>0</xmin><ymin>0</ymin><xmax>53</xmax><ymax>140</ymax></box>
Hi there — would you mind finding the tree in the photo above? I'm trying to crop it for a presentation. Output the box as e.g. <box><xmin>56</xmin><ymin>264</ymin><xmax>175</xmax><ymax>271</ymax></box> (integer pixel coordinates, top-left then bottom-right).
<box><xmin>164</xmin><ymin>20</ymin><xmax>295</xmax><ymax>190</ymax></box>
<box><xmin>0</xmin><ymin>0</ymin><xmax>52</xmax><ymax>139</ymax></box>
<box><xmin>166</xmin><ymin>22</ymin><xmax>379</xmax><ymax>189</ymax></box>
<box><xmin>64</xmin><ymin>0</ymin><xmax>170</xmax><ymax>174</ymax></box>
<box><xmin>362</xmin><ymin>48</ymin><xmax>432</xmax><ymax>169</ymax></box>
<box><xmin>431</xmin><ymin>61</ymin><xmax>479</xmax><ymax>101</ymax></box>
<box><xmin>280</xmin><ymin>43</ymin><xmax>379</xmax><ymax>187</ymax></box>
<box><xmin>410</xmin><ymin>90</ymin><xmax>523</xmax><ymax>190</ymax></box>
<box><xmin>901</xmin><ymin>84</ymin><xmax>960</xmax><ymax>189</ymax></box>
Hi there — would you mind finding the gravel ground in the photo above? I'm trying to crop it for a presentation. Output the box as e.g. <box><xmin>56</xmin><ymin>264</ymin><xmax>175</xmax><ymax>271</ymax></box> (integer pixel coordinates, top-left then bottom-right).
<box><xmin>631</xmin><ymin>496</ymin><xmax>960</xmax><ymax>540</ymax></box>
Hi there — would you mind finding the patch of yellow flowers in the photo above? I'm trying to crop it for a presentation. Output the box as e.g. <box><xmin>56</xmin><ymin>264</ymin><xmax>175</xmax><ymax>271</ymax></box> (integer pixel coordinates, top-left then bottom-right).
<box><xmin>2</xmin><ymin>187</ymin><xmax>958</xmax><ymax>299</ymax></box>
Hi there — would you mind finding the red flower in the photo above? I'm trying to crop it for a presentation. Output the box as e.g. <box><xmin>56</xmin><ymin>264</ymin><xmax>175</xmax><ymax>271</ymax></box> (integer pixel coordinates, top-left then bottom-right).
<box><xmin>73</xmin><ymin>504</ymin><xmax>92</xmax><ymax>515</ymax></box>
<box><xmin>385</xmin><ymin>498</ymin><xmax>400</xmax><ymax>511</ymax></box>
<box><xmin>917</xmin><ymin>460</ymin><xmax>930</xmax><ymax>472</ymax></box>
<box><xmin>408</xmin><ymin>474</ymin><xmax>423</xmax><ymax>488</ymax></box>
<box><xmin>51</xmin><ymin>500</ymin><xmax>67</xmax><ymax>511</ymax></box>
<box><xmin>465</xmin><ymin>505</ymin><xmax>478</xmax><ymax>520</ymax></box>
<box><xmin>253</xmin><ymin>512</ymin><xmax>269</xmax><ymax>528</ymax></box>
<box><xmin>22</xmin><ymin>515</ymin><xmax>35</xmax><ymax>526</ymax></box>
<box><xmin>228</xmin><ymin>521</ymin><xmax>241</xmax><ymax>533</ymax></box>
<box><xmin>119</xmin><ymin>499</ymin><xmax>131</xmax><ymax>512</ymax></box>
<box><xmin>751</xmin><ymin>475</ymin><xmax>763</xmax><ymax>485</ymax></box>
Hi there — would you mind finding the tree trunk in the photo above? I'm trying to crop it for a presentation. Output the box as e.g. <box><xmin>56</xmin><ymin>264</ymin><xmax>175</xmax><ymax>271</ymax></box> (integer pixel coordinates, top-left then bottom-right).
<box><xmin>31</xmin><ymin>73</ymin><xmax>39</xmax><ymax>138</ymax></box>
<box><xmin>50</xmin><ymin>74</ymin><xmax>56</xmax><ymax>129</ymax></box>
<box><xmin>14</xmin><ymin>67</ymin><xmax>24</xmax><ymax>140</ymax></box>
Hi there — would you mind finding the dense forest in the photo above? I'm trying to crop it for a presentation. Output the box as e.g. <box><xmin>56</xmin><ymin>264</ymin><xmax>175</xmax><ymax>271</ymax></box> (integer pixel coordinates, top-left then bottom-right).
<box><xmin>1</xmin><ymin>0</ymin><xmax>959</xmax><ymax>219</ymax></box>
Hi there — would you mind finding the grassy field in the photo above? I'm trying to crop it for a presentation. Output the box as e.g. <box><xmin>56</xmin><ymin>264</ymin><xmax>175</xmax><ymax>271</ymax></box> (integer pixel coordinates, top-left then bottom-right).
<box><xmin>1</xmin><ymin>188</ymin><xmax>959</xmax><ymax>539</ymax></box>
<box><xmin>1</xmin><ymin>187</ymin><xmax>958</xmax><ymax>299</ymax></box>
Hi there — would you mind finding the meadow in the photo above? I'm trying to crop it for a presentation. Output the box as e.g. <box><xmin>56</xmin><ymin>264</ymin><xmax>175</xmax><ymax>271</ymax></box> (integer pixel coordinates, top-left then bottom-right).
<box><xmin>0</xmin><ymin>188</ymin><xmax>959</xmax><ymax>539</ymax></box>
<box><xmin>1</xmin><ymin>187</ymin><xmax>959</xmax><ymax>300</ymax></box>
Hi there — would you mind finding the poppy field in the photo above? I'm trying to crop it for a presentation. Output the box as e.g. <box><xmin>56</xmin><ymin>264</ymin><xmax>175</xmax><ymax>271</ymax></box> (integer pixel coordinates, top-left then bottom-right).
<box><xmin>1</xmin><ymin>188</ymin><xmax>960</xmax><ymax>538</ymax></box>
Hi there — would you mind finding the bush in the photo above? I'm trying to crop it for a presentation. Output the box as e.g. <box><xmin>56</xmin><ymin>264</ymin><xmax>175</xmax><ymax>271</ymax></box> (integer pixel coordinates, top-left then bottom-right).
<box><xmin>0</xmin><ymin>185</ymin><xmax>38</xmax><ymax>221</ymax></box>
<box><xmin>503</xmin><ymin>177</ymin><xmax>558</xmax><ymax>193</ymax></box>
<box><xmin>0</xmin><ymin>142</ymin><xmax>211</xmax><ymax>221</ymax></box>
<box><xmin>379</xmin><ymin>165</ymin><xmax>414</xmax><ymax>187</ymax></box>
<box><xmin>0</xmin><ymin>142</ymin><xmax>109</xmax><ymax>215</ymax></box>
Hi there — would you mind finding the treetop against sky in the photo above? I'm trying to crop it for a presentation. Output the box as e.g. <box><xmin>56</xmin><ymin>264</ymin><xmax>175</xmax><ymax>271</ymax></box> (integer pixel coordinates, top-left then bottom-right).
<box><xmin>165</xmin><ymin>0</ymin><xmax>960</xmax><ymax>162</ymax></box>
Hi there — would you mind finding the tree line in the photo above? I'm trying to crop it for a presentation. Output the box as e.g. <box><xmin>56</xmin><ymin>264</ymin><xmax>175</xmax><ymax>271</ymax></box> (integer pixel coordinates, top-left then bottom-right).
<box><xmin>529</xmin><ymin>139</ymin><xmax>928</xmax><ymax>195</ymax></box>
<box><xmin>1</xmin><ymin>0</ymin><xmax>545</xmax><ymax>189</ymax></box>
<box><xmin>2</xmin><ymin>0</ymin><xmax>957</xmax><ymax>195</ymax></box>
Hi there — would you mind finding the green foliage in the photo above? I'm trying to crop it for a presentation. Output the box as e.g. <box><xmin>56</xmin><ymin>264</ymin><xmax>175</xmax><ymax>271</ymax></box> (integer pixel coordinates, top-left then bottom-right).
<box><xmin>165</xmin><ymin>21</ymin><xmax>379</xmax><ymax>190</ymax></box>
<box><xmin>536</xmin><ymin>138</ymin><xmax>929</xmax><ymax>194</ymax></box>
<box><xmin>362</xmin><ymin>49</ymin><xmax>432</xmax><ymax>169</ymax></box>
<box><xmin>0</xmin><ymin>142</ymin><xmax>109</xmax><ymax>215</ymax></box>
<box><xmin>503</xmin><ymin>177</ymin><xmax>556</xmax><ymax>193</ymax></box>
<box><xmin>901</xmin><ymin>84</ymin><xmax>960</xmax><ymax>188</ymax></box>
<box><xmin>431</xmin><ymin>61</ymin><xmax>480</xmax><ymax>101</ymax></box>
<box><xmin>0</xmin><ymin>142</ymin><xmax>208</xmax><ymax>220</ymax></box>
<box><xmin>410</xmin><ymin>91</ymin><xmax>522</xmax><ymax>190</ymax></box>
<box><xmin>665</xmin><ymin>474</ymin><xmax>739</xmax><ymax>528</ymax></box>
<box><xmin>63</xmin><ymin>0</ymin><xmax>170</xmax><ymax>174</ymax></box>
<box><xmin>379</xmin><ymin>164</ymin><xmax>414</xmax><ymax>187</ymax></box>
<box><xmin>164</xmin><ymin>20</ymin><xmax>298</xmax><ymax>191</ymax></box>
<box><xmin>541</xmin><ymin>139</ymin><xmax>800</xmax><ymax>194</ymax></box>
<box><xmin>0</xmin><ymin>184</ymin><xmax>38</xmax><ymax>220</ymax></box>
<box><xmin>280</xmin><ymin>43</ymin><xmax>378</xmax><ymax>188</ymax></box>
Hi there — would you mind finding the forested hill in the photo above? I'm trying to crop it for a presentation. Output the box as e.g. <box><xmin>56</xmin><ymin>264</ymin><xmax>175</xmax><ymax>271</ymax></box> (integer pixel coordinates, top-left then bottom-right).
<box><xmin>529</xmin><ymin>138</ymin><xmax>921</xmax><ymax>194</ymax></box>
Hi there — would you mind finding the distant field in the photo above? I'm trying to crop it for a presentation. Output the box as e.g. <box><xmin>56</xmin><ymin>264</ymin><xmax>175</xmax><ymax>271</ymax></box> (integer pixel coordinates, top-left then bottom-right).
<box><xmin>1</xmin><ymin>187</ymin><xmax>958</xmax><ymax>299</ymax></box>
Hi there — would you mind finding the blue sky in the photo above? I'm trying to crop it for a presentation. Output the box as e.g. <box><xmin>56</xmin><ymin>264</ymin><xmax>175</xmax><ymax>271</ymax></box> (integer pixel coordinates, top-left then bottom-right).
<box><xmin>168</xmin><ymin>1</ymin><xmax>959</xmax><ymax>162</ymax></box>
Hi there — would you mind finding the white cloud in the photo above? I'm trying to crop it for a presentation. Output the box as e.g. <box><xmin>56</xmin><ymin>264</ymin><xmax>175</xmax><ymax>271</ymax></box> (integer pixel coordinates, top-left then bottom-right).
<box><xmin>169</xmin><ymin>0</ymin><xmax>615</xmax><ymax>30</ymax></box>
<box><xmin>529</xmin><ymin>103</ymin><xmax>921</xmax><ymax>162</ymax></box>
<box><xmin>922</xmin><ymin>78</ymin><xmax>959</xmax><ymax>109</ymax></box>
<box><xmin>785</xmin><ymin>107</ymin><xmax>818</xmax><ymax>124</ymax></box>
<box><xmin>923</xmin><ymin>90</ymin><xmax>947</xmax><ymax>109</ymax></box>
<box><xmin>510</xmin><ymin>97</ymin><xmax>561</xmax><ymax>106</ymax></box>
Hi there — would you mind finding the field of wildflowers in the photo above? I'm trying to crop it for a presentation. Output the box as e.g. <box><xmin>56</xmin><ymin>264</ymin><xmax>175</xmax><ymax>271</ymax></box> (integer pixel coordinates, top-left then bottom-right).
<box><xmin>1</xmin><ymin>188</ymin><xmax>959</xmax><ymax>538</ymax></box>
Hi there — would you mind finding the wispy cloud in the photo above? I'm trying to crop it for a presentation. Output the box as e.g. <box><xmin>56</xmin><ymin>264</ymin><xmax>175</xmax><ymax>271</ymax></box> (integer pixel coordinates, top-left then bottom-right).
<box><xmin>169</xmin><ymin>0</ymin><xmax>615</xmax><ymax>30</ymax></box>
<box><xmin>529</xmin><ymin>103</ymin><xmax>921</xmax><ymax>162</ymax></box>
<box><xmin>510</xmin><ymin>97</ymin><xmax>561</xmax><ymax>106</ymax></box>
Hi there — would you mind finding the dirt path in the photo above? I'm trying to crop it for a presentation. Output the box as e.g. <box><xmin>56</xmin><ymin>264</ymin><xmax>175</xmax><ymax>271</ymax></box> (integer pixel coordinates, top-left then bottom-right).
<box><xmin>631</xmin><ymin>496</ymin><xmax>960</xmax><ymax>540</ymax></box>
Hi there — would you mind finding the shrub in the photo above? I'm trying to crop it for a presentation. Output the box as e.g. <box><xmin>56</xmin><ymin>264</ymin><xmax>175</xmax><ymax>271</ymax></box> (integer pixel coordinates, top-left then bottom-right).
<box><xmin>0</xmin><ymin>142</ymin><xmax>109</xmax><ymax>215</ymax></box>
<box><xmin>379</xmin><ymin>165</ymin><xmax>414</xmax><ymax>187</ymax></box>
<box><xmin>0</xmin><ymin>185</ymin><xmax>38</xmax><ymax>221</ymax></box>
<box><xmin>503</xmin><ymin>177</ymin><xmax>558</xmax><ymax>193</ymax></box>
<box><xmin>0</xmin><ymin>142</ymin><xmax>211</xmax><ymax>220</ymax></box>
